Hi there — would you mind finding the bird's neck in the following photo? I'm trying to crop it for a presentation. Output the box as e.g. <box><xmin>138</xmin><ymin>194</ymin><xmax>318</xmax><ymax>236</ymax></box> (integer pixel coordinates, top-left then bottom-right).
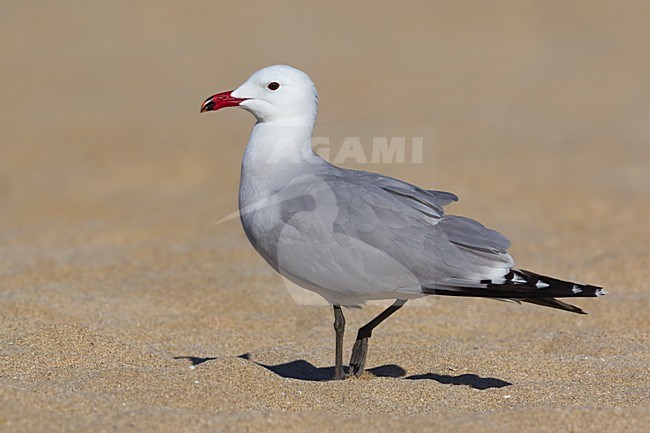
<box><xmin>241</xmin><ymin>117</ymin><xmax>325</xmax><ymax>185</ymax></box>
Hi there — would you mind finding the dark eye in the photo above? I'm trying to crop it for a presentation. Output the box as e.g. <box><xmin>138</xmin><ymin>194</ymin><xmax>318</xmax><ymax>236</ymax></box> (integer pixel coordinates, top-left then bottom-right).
<box><xmin>267</xmin><ymin>82</ymin><xmax>280</xmax><ymax>91</ymax></box>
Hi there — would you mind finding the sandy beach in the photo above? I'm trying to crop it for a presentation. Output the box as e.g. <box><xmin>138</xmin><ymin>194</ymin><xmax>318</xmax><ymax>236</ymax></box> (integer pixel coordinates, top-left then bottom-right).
<box><xmin>1</xmin><ymin>1</ymin><xmax>648</xmax><ymax>432</ymax></box>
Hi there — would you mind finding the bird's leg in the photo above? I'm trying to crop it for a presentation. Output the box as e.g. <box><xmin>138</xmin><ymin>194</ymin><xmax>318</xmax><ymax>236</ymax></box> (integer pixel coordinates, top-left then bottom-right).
<box><xmin>332</xmin><ymin>305</ymin><xmax>346</xmax><ymax>380</ymax></box>
<box><xmin>349</xmin><ymin>299</ymin><xmax>406</xmax><ymax>376</ymax></box>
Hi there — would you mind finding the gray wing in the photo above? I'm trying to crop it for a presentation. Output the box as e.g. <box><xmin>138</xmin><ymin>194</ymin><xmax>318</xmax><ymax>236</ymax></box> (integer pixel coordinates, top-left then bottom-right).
<box><xmin>350</xmin><ymin>169</ymin><xmax>510</xmax><ymax>254</ymax></box>
<box><xmin>272</xmin><ymin>170</ymin><xmax>513</xmax><ymax>302</ymax></box>
<box><xmin>343</xmin><ymin>169</ymin><xmax>458</xmax><ymax>218</ymax></box>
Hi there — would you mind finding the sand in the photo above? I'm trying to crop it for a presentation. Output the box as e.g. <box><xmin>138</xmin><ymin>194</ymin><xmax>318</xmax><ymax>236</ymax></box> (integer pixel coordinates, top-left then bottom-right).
<box><xmin>1</xmin><ymin>1</ymin><xmax>649</xmax><ymax>432</ymax></box>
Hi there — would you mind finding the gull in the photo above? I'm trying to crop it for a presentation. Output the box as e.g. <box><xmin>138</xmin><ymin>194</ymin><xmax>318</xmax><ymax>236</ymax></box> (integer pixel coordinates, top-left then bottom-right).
<box><xmin>200</xmin><ymin>65</ymin><xmax>607</xmax><ymax>380</ymax></box>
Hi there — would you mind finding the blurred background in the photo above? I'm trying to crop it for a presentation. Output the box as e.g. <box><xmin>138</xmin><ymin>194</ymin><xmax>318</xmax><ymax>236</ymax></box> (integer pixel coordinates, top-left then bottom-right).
<box><xmin>1</xmin><ymin>0</ymin><xmax>649</xmax><ymax>338</ymax></box>
<box><xmin>1</xmin><ymin>2</ymin><xmax>649</xmax><ymax>428</ymax></box>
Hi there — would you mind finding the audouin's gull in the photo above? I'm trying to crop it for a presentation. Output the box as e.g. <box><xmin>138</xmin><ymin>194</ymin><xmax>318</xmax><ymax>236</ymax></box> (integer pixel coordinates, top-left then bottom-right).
<box><xmin>201</xmin><ymin>65</ymin><xmax>607</xmax><ymax>380</ymax></box>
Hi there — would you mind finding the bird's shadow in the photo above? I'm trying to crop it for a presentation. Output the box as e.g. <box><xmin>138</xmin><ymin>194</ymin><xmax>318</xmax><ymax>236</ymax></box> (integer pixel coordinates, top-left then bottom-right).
<box><xmin>174</xmin><ymin>356</ymin><xmax>218</xmax><ymax>365</ymax></box>
<box><xmin>241</xmin><ymin>354</ymin><xmax>407</xmax><ymax>381</ymax></box>
<box><xmin>174</xmin><ymin>354</ymin><xmax>511</xmax><ymax>389</ymax></box>
<box><xmin>405</xmin><ymin>372</ymin><xmax>511</xmax><ymax>390</ymax></box>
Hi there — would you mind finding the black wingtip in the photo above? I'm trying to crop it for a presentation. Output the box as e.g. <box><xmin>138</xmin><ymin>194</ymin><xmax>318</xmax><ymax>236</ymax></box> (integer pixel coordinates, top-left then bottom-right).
<box><xmin>515</xmin><ymin>269</ymin><xmax>606</xmax><ymax>298</ymax></box>
<box><xmin>522</xmin><ymin>297</ymin><xmax>588</xmax><ymax>314</ymax></box>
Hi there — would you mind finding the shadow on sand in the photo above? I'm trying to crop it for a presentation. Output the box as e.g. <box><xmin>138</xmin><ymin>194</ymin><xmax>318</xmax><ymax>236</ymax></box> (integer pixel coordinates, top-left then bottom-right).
<box><xmin>174</xmin><ymin>356</ymin><xmax>218</xmax><ymax>365</ymax></box>
<box><xmin>243</xmin><ymin>356</ymin><xmax>407</xmax><ymax>381</ymax></box>
<box><xmin>175</xmin><ymin>354</ymin><xmax>511</xmax><ymax>389</ymax></box>
<box><xmin>404</xmin><ymin>372</ymin><xmax>511</xmax><ymax>390</ymax></box>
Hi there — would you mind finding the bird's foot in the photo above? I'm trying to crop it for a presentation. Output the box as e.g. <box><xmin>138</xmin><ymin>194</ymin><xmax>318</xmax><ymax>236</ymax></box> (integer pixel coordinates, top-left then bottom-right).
<box><xmin>349</xmin><ymin>337</ymin><xmax>369</xmax><ymax>376</ymax></box>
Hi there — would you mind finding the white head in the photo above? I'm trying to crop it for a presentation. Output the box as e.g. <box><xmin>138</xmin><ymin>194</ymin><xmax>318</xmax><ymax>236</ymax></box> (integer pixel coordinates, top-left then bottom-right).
<box><xmin>201</xmin><ymin>65</ymin><xmax>318</xmax><ymax>123</ymax></box>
